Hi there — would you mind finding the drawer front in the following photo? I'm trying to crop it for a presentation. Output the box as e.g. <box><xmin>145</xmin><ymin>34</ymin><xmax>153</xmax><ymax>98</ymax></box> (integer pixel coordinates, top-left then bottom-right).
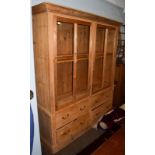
<box><xmin>74</xmin><ymin>113</ymin><xmax>90</xmax><ymax>134</ymax></box>
<box><xmin>56</xmin><ymin>121</ymin><xmax>75</xmax><ymax>145</ymax></box>
<box><xmin>56</xmin><ymin>98</ymin><xmax>90</xmax><ymax>129</ymax></box>
<box><xmin>91</xmin><ymin>100</ymin><xmax>112</xmax><ymax>122</ymax></box>
<box><xmin>56</xmin><ymin>105</ymin><xmax>78</xmax><ymax>129</ymax></box>
<box><xmin>91</xmin><ymin>89</ymin><xmax>113</xmax><ymax>108</ymax></box>
<box><xmin>56</xmin><ymin>113</ymin><xmax>90</xmax><ymax>145</ymax></box>
<box><xmin>77</xmin><ymin>99</ymin><xmax>90</xmax><ymax>115</ymax></box>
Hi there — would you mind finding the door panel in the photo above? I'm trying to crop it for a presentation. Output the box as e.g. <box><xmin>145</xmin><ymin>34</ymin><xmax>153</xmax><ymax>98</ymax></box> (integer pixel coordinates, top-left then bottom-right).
<box><xmin>76</xmin><ymin>59</ymin><xmax>89</xmax><ymax>99</ymax></box>
<box><xmin>92</xmin><ymin>57</ymin><xmax>104</xmax><ymax>93</ymax></box>
<box><xmin>56</xmin><ymin>62</ymin><xmax>74</xmax><ymax>108</ymax></box>
<box><xmin>57</xmin><ymin>21</ymin><xmax>74</xmax><ymax>56</ymax></box>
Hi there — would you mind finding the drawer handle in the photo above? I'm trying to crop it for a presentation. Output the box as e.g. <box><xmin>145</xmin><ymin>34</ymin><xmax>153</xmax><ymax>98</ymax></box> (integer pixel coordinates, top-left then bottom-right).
<box><xmin>61</xmin><ymin>129</ymin><xmax>70</xmax><ymax>136</ymax></box>
<box><xmin>71</xmin><ymin>135</ymin><xmax>74</xmax><ymax>140</ymax></box>
<box><xmin>80</xmin><ymin>122</ymin><xmax>84</xmax><ymax>125</ymax></box>
<box><xmin>105</xmin><ymin>94</ymin><xmax>110</xmax><ymax>98</ymax></box>
<box><xmin>62</xmin><ymin>113</ymin><xmax>70</xmax><ymax>120</ymax></box>
<box><xmin>95</xmin><ymin>100</ymin><xmax>98</xmax><ymax>103</ymax></box>
<box><xmin>95</xmin><ymin>112</ymin><xmax>100</xmax><ymax>116</ymax></box>
<box><xmin>106</xmin><ymin>105</ymin><xmax>110</xmax><ymax>109</ymax></box>
<box><xmin>80</xmin><ymin>106</ymin><xmax>86</xmax><ymax>111</ymax></box>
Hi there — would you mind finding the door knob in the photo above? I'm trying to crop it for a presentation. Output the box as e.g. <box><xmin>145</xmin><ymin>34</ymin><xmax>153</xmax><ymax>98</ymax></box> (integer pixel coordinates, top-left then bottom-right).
<box><xmin>30</xmin><ymin>90</ymin><xmax>34</xmax><ymax>100</ymax></box>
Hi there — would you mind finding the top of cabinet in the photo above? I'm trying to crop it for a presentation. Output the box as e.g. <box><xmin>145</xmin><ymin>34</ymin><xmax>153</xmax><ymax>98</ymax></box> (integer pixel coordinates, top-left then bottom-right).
<box><xmin>32</xmin><ymin>2</ymin><xmax>121</xmax><ymax>26</ymax></box>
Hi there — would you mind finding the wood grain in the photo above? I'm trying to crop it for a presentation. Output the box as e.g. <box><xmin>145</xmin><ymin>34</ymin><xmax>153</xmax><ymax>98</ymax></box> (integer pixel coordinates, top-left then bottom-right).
<box><xmin>32</xmin><ymin>2</ymin><xmax>121</xmax><ymax>26</ymax></box>
<box><xmin>32</xmin><ymin>3</ymin><xmax>119</xmax><ymax>153</ymax></box>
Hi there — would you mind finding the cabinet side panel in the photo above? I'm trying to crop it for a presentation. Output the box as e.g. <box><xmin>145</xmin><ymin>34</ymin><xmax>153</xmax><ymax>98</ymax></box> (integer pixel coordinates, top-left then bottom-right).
<box><xmin>33</xmin><ymin>12</ymin><xmax>53</xmax><ymax>149</ymax></box>
<box><xmin>33</xmin><ymin>13</ymin><xmax>49</xmax><ymax>59</ymax></box>
<box><xmin>38</xmin><ymin>108</ymin><xmax>52</xmax><ymax>145</ymax></box>
<box><xmin>33</xmin><ymin>13</ymin><xmax>51</xmax><ymax>113</ymax></box>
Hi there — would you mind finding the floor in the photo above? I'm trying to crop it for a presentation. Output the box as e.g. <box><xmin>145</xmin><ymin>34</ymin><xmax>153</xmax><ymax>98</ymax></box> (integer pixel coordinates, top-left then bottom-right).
<box><xmin>92</xmin><ymin>126</ymin><xmax>125</xmax><ymax>155</ymax></box>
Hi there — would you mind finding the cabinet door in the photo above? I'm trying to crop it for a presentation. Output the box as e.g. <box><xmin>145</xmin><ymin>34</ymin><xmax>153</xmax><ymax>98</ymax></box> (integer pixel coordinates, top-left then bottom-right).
<box><xmin>103</xmin><ymin>28</ymin><xmax>116</xmax><ymax>88</ymax></box>
<box><xmin>92</xmin><ymin>26</ymin><xmax>106</xmax><ymax>94</ymax></box>
<box><xmin>56</xmin><ymin>62</ymin><xmax>74</xmax><ymax>107</ymax></box>
<box><xmin>76</xmin><ymin>59</ymin><xmax>89</xmax><ymax>99</ymax></box>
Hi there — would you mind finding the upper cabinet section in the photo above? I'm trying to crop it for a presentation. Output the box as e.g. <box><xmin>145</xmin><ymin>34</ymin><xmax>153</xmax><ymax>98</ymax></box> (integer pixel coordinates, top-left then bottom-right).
<box><xmin>32</xmin><ymin>2</ymin><xmax>120</xmax><ymax>109</ymax></box>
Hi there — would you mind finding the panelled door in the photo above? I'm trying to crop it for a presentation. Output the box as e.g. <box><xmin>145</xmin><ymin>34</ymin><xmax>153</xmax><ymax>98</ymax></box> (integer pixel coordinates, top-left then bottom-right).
<box><xmin>92</xmin><ymin>25</ymin><xmax>117</xmax><ymax>94</ymax></box>
<box><xmin>103</xmin><ymin>28</ymin><xmax>116</xmax><ymax>88</ymax></box>
<box><xmin>55</xmin><ymin>17</ymin><xmax>91</xmax><ymax>110</ymax></box>
<box><xmin>92</xmin><ymin>25</ymin><xmax>106</xmax><ymax>94</ymax></box>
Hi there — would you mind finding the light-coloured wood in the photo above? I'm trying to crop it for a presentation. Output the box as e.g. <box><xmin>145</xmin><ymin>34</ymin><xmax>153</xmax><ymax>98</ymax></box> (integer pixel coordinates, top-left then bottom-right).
<box><xmin>56</xmin><ymin>113</ymin><xmax>90</xmax><ymax>145</ymax></box>
<box><xmin>53</xmin><ymin>122</ymin><xmax>91</xmax><ymax>153</ymax></box>
<box><xmin>92</xmin><ymin>57</ymin><xmax>104</xmax><ymax>93</ymax></box>
<box><xmin>57</xmin><ymin>21</ymin><xmax>74</xmax><ymax>55</ymax></box>
<box><xmin>32</xmin><ymin>2</ymin><xmax>120</xmax><ymax>153</ymax></box>
<box><xmin>89</xmin><ymin>23</ymin><xmax>97</xmax><ymax>95</ymax></box>
<box><xmin>77</xmin><ymin>24</ymin><xmax>90</xmax><ymax>54</ymax></box>
<box><xmin>73</xmin><ymin>23</ymin><xmax>77</xmax><ymax>100</ymax></box>
<box><xmin>77</xmin><ymin>98</ymin><xmax>90</xmax><ymax>115</ymax></box>
<box><xmin>47</xmin><ymin>13</ymin><xmax>57</xmax><ymax>146</ymax></box>
<box><xmin>90</xmin><ymin>89</ymin><xmax>113</xmax><ymax>109</ymax></box>
<box><xmin>38</xmin><ymin>108</ymin><xmax>52</xmax><ymax>144</ymax></box>
<box><xmin>55</xmin><ymin>104</ymin><xmax>78</xmax><ymax>129</ymax></box>
<box><xmin>32</xmin><ymin>2</ymin><xmax>121</xmax><ymax>26</ymax></box>
<box><xmin>55</xmin><ymin>98</ymin><xmax>89</xmax><ymax>129</ymax></box>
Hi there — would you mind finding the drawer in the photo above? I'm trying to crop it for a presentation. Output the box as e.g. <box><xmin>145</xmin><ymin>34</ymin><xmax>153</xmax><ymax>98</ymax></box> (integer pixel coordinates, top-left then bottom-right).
<box><xmin>91</xmin><ymin>89</ymin><xmax>113</xmax><ymax>108</ymax></box>
<box><xmin>56</xmin><ymin>120</ymin><xmax>75</xmax><ymax>145</ymax></box>
<box><xmin>77</xmin><ymin>99</ymin><xmax>90</xmax><ymax>115</ymax></box>
<box><xmin>56</xmin><ymin>113</ymin><xmax>90</xmax><ymax>145</ymax></box>
<box><xmin>56</xmin><ymin>98</ymin><xmax>90</xmax><ymax>129</ymax></box>
<box><xmin>91</xmin><ymin>100</ymin><xmax>112</xmax><ymax>122</ymax></box>
<box><xmin>74</xmin><ymin>113</ymin><xmax>90</xmax><ymax>134</ymax></box>
<box><xmin>55</xmin><ymin>105</ymin><xmax>78</xmax><ymax>129</ymax></box>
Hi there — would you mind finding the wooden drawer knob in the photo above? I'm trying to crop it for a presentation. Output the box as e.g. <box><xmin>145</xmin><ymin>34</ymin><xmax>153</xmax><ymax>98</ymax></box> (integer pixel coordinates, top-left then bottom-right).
<box><xmin>80</xmin><ymin>122</ymin><xmax>84</xmax><ymax>125</ymax></box>
<box><xmin>61</xmin><ymin>129</ymin><xmax>70</xmax><ymax>136</ymax></box>
<box><xmin>95</xmin><ymin>112</ymin><xmax>100</xmax><ymax>116</ymax></box>
<box><xmin>80</xmin><ymin>105</ymin><xmax>86</xmax><ymax>111</ymax></box>
<box><xmin>95</xmin><ymin>100</ymin><xmax>99</xmax><ymax>103</ymax></box>
<box><xmin>62</xmin><ymin>113</ymin><xmax>70</xmax><ymax>120</ymax></box>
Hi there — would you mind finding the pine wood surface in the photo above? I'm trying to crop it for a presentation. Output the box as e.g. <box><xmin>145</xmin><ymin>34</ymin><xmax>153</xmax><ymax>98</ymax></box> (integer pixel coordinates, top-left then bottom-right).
<box><xmin>32</xmin><ymin>2</ymin><xmax>120</xmax><ymax>153</ymax></box>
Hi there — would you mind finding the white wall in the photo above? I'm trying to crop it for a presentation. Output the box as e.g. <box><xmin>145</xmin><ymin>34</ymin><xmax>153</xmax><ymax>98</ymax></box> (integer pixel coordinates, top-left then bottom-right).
<box><xmin>31</xmin><ymin>0</ymin><xmax>125</xmax><ymax>23</ymax></box>
<box><xmin>30</xmin><ymin>12</ymin><xmax>42</xmax><ymax>155</ymax></box>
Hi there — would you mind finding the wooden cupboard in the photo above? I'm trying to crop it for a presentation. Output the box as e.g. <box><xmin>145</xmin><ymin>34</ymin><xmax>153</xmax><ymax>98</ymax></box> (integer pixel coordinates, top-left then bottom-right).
<box><xmin>32</xmin><ymin>2</ymin><xmax>120</xmax><ymax>153</ymax></box>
